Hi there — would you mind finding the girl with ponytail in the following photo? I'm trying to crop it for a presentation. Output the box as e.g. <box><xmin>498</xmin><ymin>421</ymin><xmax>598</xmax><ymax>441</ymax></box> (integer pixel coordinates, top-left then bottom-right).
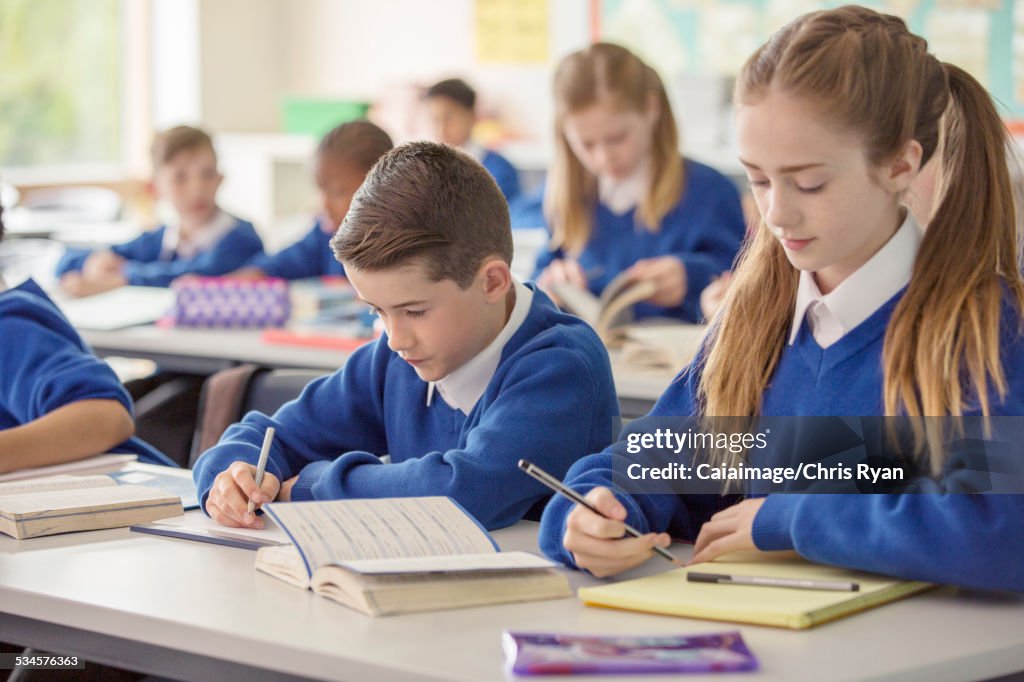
<box><xmin>538</xmin><ymin>7</ymin><xmax>1024</xmax><ymax>591</ymax></box>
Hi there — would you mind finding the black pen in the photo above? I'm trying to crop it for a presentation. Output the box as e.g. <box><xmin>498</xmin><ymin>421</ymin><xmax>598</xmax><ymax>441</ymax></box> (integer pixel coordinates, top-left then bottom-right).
<box><xmin>688</xmin><ymin>571</ymin><xmax>859</xmax><ymax>592</ymax></box>
<box><xmin>518</xmin><ymin>459</ymin><xmax>680</xmax><ymax>565</ymax></box>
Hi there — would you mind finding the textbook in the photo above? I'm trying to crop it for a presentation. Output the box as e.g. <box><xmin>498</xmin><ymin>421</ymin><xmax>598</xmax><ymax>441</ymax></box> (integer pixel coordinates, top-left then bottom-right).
<box><xmin>0</xmin><ymin>453</ymin><xmax>137</xmax><ymax>483</ymax></box>
<box><xmin>0</xmin><ymin>474</ymin><xmax>183</xmax><ymax>539</ymax></box>
<box><xmin>549</xmin><ymin>271</ymin><xmax>657</xmax><ymax>342</ymax></box>
<box><xmin>256</xmin><ymin>497</ymin><xmax>572</xmax><ymax>616</ymax></box>
<box><xmin>577</xmin><ymin>553</ymin><xmax>935</xmax><ymax>630</ymax></box>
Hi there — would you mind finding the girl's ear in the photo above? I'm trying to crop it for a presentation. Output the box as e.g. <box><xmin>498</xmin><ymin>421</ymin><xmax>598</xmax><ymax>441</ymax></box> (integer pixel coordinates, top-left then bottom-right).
<box><xmin>880</xmin><ymin>139</ymin><xmax>923</xmax><ymax>194</ymax></box>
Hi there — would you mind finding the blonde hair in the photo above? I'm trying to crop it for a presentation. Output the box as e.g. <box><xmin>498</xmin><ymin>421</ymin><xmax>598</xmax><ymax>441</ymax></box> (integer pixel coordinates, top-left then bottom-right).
<box><xmin>698</xmin><ymin>6</ymin><xmax>1024</xmax><ymax>473</ymax></box>
<box><xmin>545</xmin><ymin>43</ymin><xmax>684</xmax><ymax>254</ymax></box>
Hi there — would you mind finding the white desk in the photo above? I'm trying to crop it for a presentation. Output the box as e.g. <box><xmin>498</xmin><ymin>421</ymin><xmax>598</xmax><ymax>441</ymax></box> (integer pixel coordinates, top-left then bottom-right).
<box><xmin>1</xmin><ymin>518</ymin><xmax>1022</xmax><ymax>681</ymax></box>
<box><xmin>79</xmin><ymin>326</ymin><xmax>676</xmax><ymax>408</ymax></box>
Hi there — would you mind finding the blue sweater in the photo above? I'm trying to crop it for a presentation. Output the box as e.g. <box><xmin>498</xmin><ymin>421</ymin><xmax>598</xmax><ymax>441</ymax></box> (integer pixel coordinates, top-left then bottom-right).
<box><xmin>481</xmin><ymin>149</ymin><xmax>521</xmax><ymax>203</ymax></box>
<box><xmin>55</xmin><ymin>216</ymin><xmax>263</xmax><ymax>287</ymax></box>
<box><xmin>248</xmin><ymin>219</ymin><xmax>345</xmax><ymax>279</ymax></box>
<box><xmin>0</xmin><ymin>279</ymin><xmax>175</xmax><ymax>467</ymax></box>
<box><xmin>538</xmin><ymin>290</ymin><xmax>1024</xmax><ymax>591</ymax></box>
<box><xmin>532</xmin><ymin>159</ymin><xmax>746</xmax><ymax>322</ymax></box>
<box><xmin>193</xmin><ymin>285</ymin><xmax>619</xmax><ymax>530</ymax></box>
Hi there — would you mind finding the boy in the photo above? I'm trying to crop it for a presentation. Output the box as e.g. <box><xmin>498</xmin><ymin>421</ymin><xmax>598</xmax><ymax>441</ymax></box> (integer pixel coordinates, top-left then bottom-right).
<box><xmin>422</xmin><ymin>78</ymin><xmax>521</xmax><ymax>202</ymax></box>
<box><xmin>57</xmin><ymin>125</ymin><xmax>263</xmax><ymax>296</ymax></box>
<box><xmin>0</xmin><ymin>193</ymin><xmax>175</xmax><ymax>469</ymax></box>
<box><xmin>236</xmin><ymin>120</ymin><xmax>393</xmax><ymax>279</ymax></box>
<box><xmin>194</xmin><ymin>142</ymin><xmax>618</xmax><ymax>530</ymax></box>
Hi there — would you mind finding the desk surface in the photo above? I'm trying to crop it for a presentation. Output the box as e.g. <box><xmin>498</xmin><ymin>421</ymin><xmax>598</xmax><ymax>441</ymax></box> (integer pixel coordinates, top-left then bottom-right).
<box><xmin>0</xmin><ymin>516</ymin><xmax>1022</xmax><ymax>682</ymax></box>
<box><xmin>80</xmin><ymin>326</ymin><xmax>677</xmax><ymax>402</ymax></box>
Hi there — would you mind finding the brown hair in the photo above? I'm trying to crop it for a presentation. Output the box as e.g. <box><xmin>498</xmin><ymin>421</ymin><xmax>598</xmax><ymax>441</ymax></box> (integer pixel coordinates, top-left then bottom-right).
<box><xmin>698</xmin><ymin>6</ymin><xmax>1024</xmax><ymax>472</ymax></box>
<box><xmin>150</xmin><ymin>125</ymin><xmax>216</xmax><ymax>170</ymax></box>
<box><xmin>424</xmin><ymin>78</ymin><xmax>476</xmax><ymax>111</ymax></box>
<box><xmin>332</xmin><ymin>141</ymin><xmax>512</xmax><ymax>288</ymax></box>
<box><xmin>318</xmin><ymin>120</ymin><xmax>394</xmax><ymax>173</ymax></box>
<box><xmin>546</xmin><ymin>42</ymin><xmax>684</xmax><ymax>253</ymax></box>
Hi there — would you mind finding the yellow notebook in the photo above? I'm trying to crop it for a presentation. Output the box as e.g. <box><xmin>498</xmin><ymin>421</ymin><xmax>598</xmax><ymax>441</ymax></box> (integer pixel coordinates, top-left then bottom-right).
<box><xmin>577</xmin><ymin>554</ymin><xmax>935</xmax><ymax>630</ymax></box>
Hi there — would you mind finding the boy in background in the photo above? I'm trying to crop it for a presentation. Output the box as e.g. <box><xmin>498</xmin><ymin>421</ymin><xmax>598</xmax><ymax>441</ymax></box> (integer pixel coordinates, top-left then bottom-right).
<box><xmin>236</xmin><ymin>120</ymin><xmax>393</xmax><ymax>279</ymax></box>
<box><xmin>422</xmin><ymin>78</ymin><xmax>520</xmax><ymax>202</ymax></box>
<box><xmin>57</xmin><ymin>125</ymin><xmax>262</xmax><ymax>295</ymax></box>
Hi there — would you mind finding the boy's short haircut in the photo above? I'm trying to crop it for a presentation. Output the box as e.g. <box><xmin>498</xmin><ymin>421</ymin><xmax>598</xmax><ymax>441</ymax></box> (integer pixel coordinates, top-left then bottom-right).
<box><xmin>318</xmin><ymin>120</ymin><xmax>394</xmax><ymax>174</ymax></box>
<box><xmin>151</xmin><ymin>125</ymin><xmax>216</xmax><ymax>170</ymax></box>
<box><xmin>424</xmin><ymin>78</ymin><xmax>476</xmax><ymax>111</ymax></box>
<box><xmin>332</xmin><ymin>141</ymin><xmax>512</xmax><ymax>288</ymax></box>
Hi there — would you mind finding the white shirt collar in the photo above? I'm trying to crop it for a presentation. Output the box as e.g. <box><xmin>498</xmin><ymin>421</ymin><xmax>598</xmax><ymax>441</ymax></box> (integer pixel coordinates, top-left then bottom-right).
<box><xmin>461</xmin><ymin>141</ymin><xmax>487</xmax><ymax>163</ymax></box>
<box><xmin>428</xmin><ymin>278</ymin><xmax>533</xmax><ymax>415</ymax></box>
<box><xmin>789</xmin><ymin>209</ymin><xmax>922</xmax><ymax>347</ymax></box>
<box><xmin>598</xmin><ymin>157</ymin><xmax>650</xmax><ymax>215</ymax></box>
<box><xmin>160</xmin><ymin>209</ymin><xmax>235</xmax><ymax>260</ymax></box>
<box><xmin>0</xmin><ymin>274</ymin><xmax>7</xmax><ymax>292</ymax></box>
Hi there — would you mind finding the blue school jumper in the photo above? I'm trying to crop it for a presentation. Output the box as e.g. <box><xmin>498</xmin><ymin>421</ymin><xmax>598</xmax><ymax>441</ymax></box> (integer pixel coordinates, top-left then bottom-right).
<box><xmin>481</xmin><ymin>149</ymin><xmax>521</xmax><ymax>203</ymax></box>
<box><xmin>193</xmin><ymin>285</ymin><xmax>619</xmax><ymax>530</ymax></box>
<box><xmin>0</xmin><ymin>279</ymin><xmax>175</xmax><ymax>466</ymax></box>
<box><xmin>247</xmin><ymin>219</ymin><xmax>345</xmax><ymax>279</ymax></box>
<box><xmin>55</xmin><ymin>216</ymin><xmax>263</xmax><ymax>287</ymax></box>
<box><xmin>532</xmin><ymin>159</ymin><xmax>745</xmax><ymax>323</ymax></box>
<box><xmin>538</xmin><ymin>289</ymin><xmax>1024</xmax><ymax>592</ymax></box>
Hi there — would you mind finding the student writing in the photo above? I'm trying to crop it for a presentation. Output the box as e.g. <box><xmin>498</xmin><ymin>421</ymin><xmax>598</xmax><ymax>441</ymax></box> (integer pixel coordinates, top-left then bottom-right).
<box><xmin>538</xmin><ymin>7</ymin><xmax>1024</xmax><ymax>592</ymax></box>
<box><xmin>193</xmin><ymin>142</ymin><xmax>619</xmax><ymax>531</ymax></box>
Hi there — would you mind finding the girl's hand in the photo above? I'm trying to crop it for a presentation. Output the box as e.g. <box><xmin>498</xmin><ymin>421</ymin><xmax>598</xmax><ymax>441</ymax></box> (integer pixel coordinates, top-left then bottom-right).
<box><xmin>563</xmin><ymin>486</ymin><xmax>672</xmax><ymax>577</ymax></box>
<box><xmin>627</xmin><ymin>256</ymin><xmax>687</xmax><ymax>308</ymax></box>
<box><xmin>700</xmin><ymin>271</ymin><xmax>733</xmax><ymax>321</ymax></box>
<box><xmin>689</xmin><ymin>498</ymin><xmax>766</xmax><ymax>564</ymax></box>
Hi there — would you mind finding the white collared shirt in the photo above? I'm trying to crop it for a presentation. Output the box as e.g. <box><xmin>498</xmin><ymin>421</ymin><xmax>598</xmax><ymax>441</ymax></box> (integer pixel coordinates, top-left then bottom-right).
<box><xmin>427</xmin><ymin>278</ymin><xmax>534</xmax><ymax>416</ymax></box>
<box><xmin>598</xmin><ymin>158</ymin><xmax>650</xmax><ymax>216</ymax></box>
<box><xmin>159</xmin><ymin>209</ymin><xmax>236</xmax><ymax>261</ymax></box>
<box><xmin>789</xmin><ymin>210</ymin><xmax>922</xmax><ymax>348</ymax></box>
<box><xmin>0</xmin><ymin>275</ymin><xmax>7</xmax><ymax>292</ymax></box>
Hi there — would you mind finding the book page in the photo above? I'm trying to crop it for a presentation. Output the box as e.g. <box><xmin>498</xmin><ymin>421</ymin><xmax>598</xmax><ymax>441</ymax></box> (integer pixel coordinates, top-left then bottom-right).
<box><xmin>54</xmin><ymin>286</ymin><xmax>176</xmax><ymax>330</ymax></box>
<box><xmin>340</xmin><ymin>551</ymin><xmax>557</xmax><ymax>575</ymax></box>
<box><xmin>0</xmin><ymin>475</ymin><xmax>115</xmax><ymax>497</ymax></box>
<box><xmin>0</xmin><ymin>484</ymin><xmax>177</xmax><ymax>515</ymax></box>
<box><xmin>0</xmin><ymin>454</ymin><xmax>137</xmax><ymax>483</ymax></box>
<box><xmin>596</xmin><ymin>280</ymin><xmax>658</xmax><ymax>339</ymax></box>
<box><xmin>547</xmin><ymin>281</ymin><xmax>601</xmax><ymax>325</ymax></box>
<box><xmin>264</xmin><ymin>497</ymin><xmax>499</xmax><ymax>576</ymax></box>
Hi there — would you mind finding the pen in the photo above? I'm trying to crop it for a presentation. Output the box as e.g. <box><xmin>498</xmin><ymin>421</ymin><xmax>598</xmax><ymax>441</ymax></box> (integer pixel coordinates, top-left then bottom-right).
<box><xmin>687</xmin><ymin>571</ymin><xmax>860</xmax><ymax>592</ymax></box>
<box><xmin>517</xmin><ymin>459</ymin><xmax>680</xmax><ymax>565</ymax></box>
<box><xmin>247</xmin><ymin>426</ymin><xmax>276</xmax><ymax>516</ymax></box>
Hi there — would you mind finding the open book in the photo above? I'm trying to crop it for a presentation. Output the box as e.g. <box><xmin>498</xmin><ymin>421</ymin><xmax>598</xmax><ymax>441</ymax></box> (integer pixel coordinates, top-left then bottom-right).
<box><xmin>0</xmin><ymin>474</ymin><xmax>183</xmax><ymax>539</ymax></box>
<box><xmin>577</xmin><ymin>553</ymin><xmax>935</xmax><ymax>630</ymax></box>
<box><xmin>549</xmin><ymin>271</ymin><xmax>657</xmax><ymax>342</ymax></box>
<box><xmin>257</xmin><ymin>497</ymin><xmax>572</xmax><ymax>617</ymax></box>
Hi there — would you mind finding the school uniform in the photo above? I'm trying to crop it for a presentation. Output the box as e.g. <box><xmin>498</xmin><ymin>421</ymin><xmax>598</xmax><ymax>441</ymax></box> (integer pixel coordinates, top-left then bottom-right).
<box><xmin>0</xmin><ymin>278</ymin><xmax>175</xmax><ymax>467</ymax></box>
<box><xmin>538</xmin><ymin>212</ymin><xmax>1024</xmax><ymax>591</ymax></box>
<box><xmin>465</xmin><ymin>141</ymin><xmax>521</xmax><ymax>203</ymax></box>
<box><xmin>247</xmin><ymin>217</ymin><xmax>345</xmax><ymax>279</ymax></box>
<box><xmin>55</xmin><ymin>210</ymin><xmax>263</xmax><ymax>287</ymax></box>
<box><xmin>532</xmin><ymin>159</ymin><xmax>746</xmax><ymax>322</ymax></box>
<box><xmin>193</xmin><ymin>280</ymin><xmax>619</xmax><ymax>530</ymax></box>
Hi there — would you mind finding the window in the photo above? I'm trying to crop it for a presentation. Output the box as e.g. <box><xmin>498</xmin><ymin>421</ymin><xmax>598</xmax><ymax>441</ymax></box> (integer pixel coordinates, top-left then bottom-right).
<box><xmin>0</xmin><ymin>0</ymin><xmax>123</xmax><ymax>169</ymax></box>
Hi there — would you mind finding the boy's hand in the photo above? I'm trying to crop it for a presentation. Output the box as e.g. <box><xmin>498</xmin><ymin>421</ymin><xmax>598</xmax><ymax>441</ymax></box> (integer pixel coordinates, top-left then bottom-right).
<box><xmin>563</xmin><ymin>486</ymin><xmax>671</xmax><ymax>577</ymax></box>
<box><xmin>206</xmin><ymin>461</ymin><xmax>281</xmax><ymax>529</ymax></box>
<box><xmin>627</xmin><ymin>256</ymin><xmax>687</xmax><ymax>308</ymax></box>
<box><xmin>82</xmin><ymin>251</ymin><xmax>124</xmax><ymax>279</ymax></box>
<box><xmin>276</xmin><ymin>476</ymin><xmax>299</xmax><ymax>501</ymax></box>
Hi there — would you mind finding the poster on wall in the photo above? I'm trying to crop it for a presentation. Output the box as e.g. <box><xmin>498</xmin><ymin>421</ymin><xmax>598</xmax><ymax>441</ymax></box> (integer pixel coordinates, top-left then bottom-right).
<box><xmin>476</xmin><ymin>0</ymin><xmax>549</xmax><ymax>64</ymax></box>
